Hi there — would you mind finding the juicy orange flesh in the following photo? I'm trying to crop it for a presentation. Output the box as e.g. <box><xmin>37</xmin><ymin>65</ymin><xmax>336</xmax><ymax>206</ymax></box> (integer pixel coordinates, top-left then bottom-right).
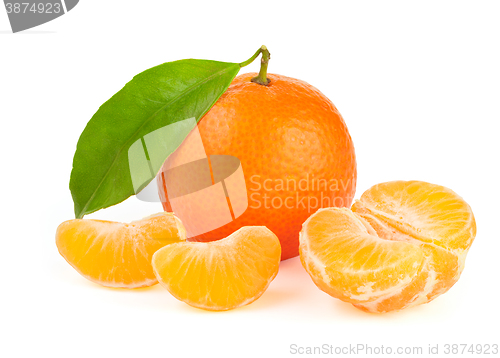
<box><xmin>152</xmin><ymin>226</ymin><xmax>281</xmax><ymax>311</ymax></box>
<box><xmin>56</xmin><ymin>213</ymin><xmax>186</xmax><ymax>288</ymax></box>
<box><xmin>355</xmin><ymin>181</ymin><xmax>476</xmax><ymax>251</ymax></box>
<box><xmin>299</xmin><ymin>181</ymin><xmax>476</xmax><ymax>313</ymax></box>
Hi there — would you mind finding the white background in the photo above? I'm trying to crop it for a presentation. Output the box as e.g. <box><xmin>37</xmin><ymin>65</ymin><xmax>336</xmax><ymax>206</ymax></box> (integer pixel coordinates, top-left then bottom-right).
<box><xmin>1</xmin><ymin>1</ymin><xmax>499</xmax><ymax>357</ymax></box>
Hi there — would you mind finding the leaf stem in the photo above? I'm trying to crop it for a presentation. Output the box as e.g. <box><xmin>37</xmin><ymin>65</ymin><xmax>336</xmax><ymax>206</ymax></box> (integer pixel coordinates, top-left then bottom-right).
<box><xmin>239</xmin><ymin>47</ymin><xmax>263</xmax><ymax>68</ymax></box>
<box><xmin>239</xmin><ymin>45</ymin><xmax>271</xmax><ymax>86</ymax></box>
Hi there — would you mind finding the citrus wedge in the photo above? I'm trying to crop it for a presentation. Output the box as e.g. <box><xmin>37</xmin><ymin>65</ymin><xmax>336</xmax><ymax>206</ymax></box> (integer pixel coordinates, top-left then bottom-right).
<box><xmin>299</xmin><ymin>181</ymin><xmax>476</xmax><ymax>313</ymax></box>
<box><xmin>56</xmin><ymin>212</ymin><xmax>186</xmax><ymax>288</ymax></box>
<box><xmin>152</xmin><ymin>226</ymin><xmax>281</xmax><ymax>311</ymax></box>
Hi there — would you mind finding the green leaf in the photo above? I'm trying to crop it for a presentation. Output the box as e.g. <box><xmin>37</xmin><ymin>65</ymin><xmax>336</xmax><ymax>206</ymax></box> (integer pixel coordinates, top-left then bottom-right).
<box><xmin>70</xmin><ymin>59</ymin><xmax>241</xmax><ymax>218</ymax></box>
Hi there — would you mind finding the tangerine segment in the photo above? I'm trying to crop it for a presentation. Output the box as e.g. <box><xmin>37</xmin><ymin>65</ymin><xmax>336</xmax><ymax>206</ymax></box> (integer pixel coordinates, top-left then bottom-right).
<box><xmin>300</xmin><ymin>208</ymin><xmax>426</xmax><ymax>304</ymax></box>
<box><xmin>353</xmin><ymin>180</ymin><xmax>476</xmax><ymax>252</ymax></box>
<box><xmin>56</xmin><ymin>212</ymin><xmax>186</xmax><ymax>288</ymax></box>
<box><xmin>299</xmin><ymin>181</ymin><xmax>476</xmax><ymax>313</ymax></box>
<box><xmin>152</xmin><ymin>226</ymin><xmax>281</xmax><ymax>311</ymax></box>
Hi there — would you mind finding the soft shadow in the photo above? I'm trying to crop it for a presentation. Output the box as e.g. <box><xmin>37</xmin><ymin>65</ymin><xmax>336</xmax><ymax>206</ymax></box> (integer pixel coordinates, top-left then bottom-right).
<box><xmin>243</xmin><ymin>287</ymin><xmax>297</xmax><ymax>311</ymax></box>
<box><xmin>83</xmin><ymin>279</ymin><xmax>161</xmax><ymax>292</ymax></box>
<box><xmin>328</xmin><ymin>296</ymin><xmax>432</xmax><ymax>320</ymax></box>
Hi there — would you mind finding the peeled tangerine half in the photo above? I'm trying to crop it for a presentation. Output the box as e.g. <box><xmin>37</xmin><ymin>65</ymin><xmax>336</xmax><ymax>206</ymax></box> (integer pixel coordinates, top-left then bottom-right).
<box><xmin>56</xmin><ymin>212</ymin><xmax>186</xmax><ymax>288</ymax></box>
<box><xmin>152</xmin><ymin>226</ymin><xmax>281</xmax><ymax>311</ymax></box>
<box><xmin>299</xmin><ymin>180</ymin><xmax>476</xmax><ymax>313</ymax></box>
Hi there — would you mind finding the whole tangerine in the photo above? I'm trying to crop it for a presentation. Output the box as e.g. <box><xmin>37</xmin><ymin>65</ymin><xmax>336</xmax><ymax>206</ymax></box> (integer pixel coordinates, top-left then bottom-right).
<box><xmin>158</xmin><ymin>55</ymin><xmax>356</xmax><ymax>260</ymax></box>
